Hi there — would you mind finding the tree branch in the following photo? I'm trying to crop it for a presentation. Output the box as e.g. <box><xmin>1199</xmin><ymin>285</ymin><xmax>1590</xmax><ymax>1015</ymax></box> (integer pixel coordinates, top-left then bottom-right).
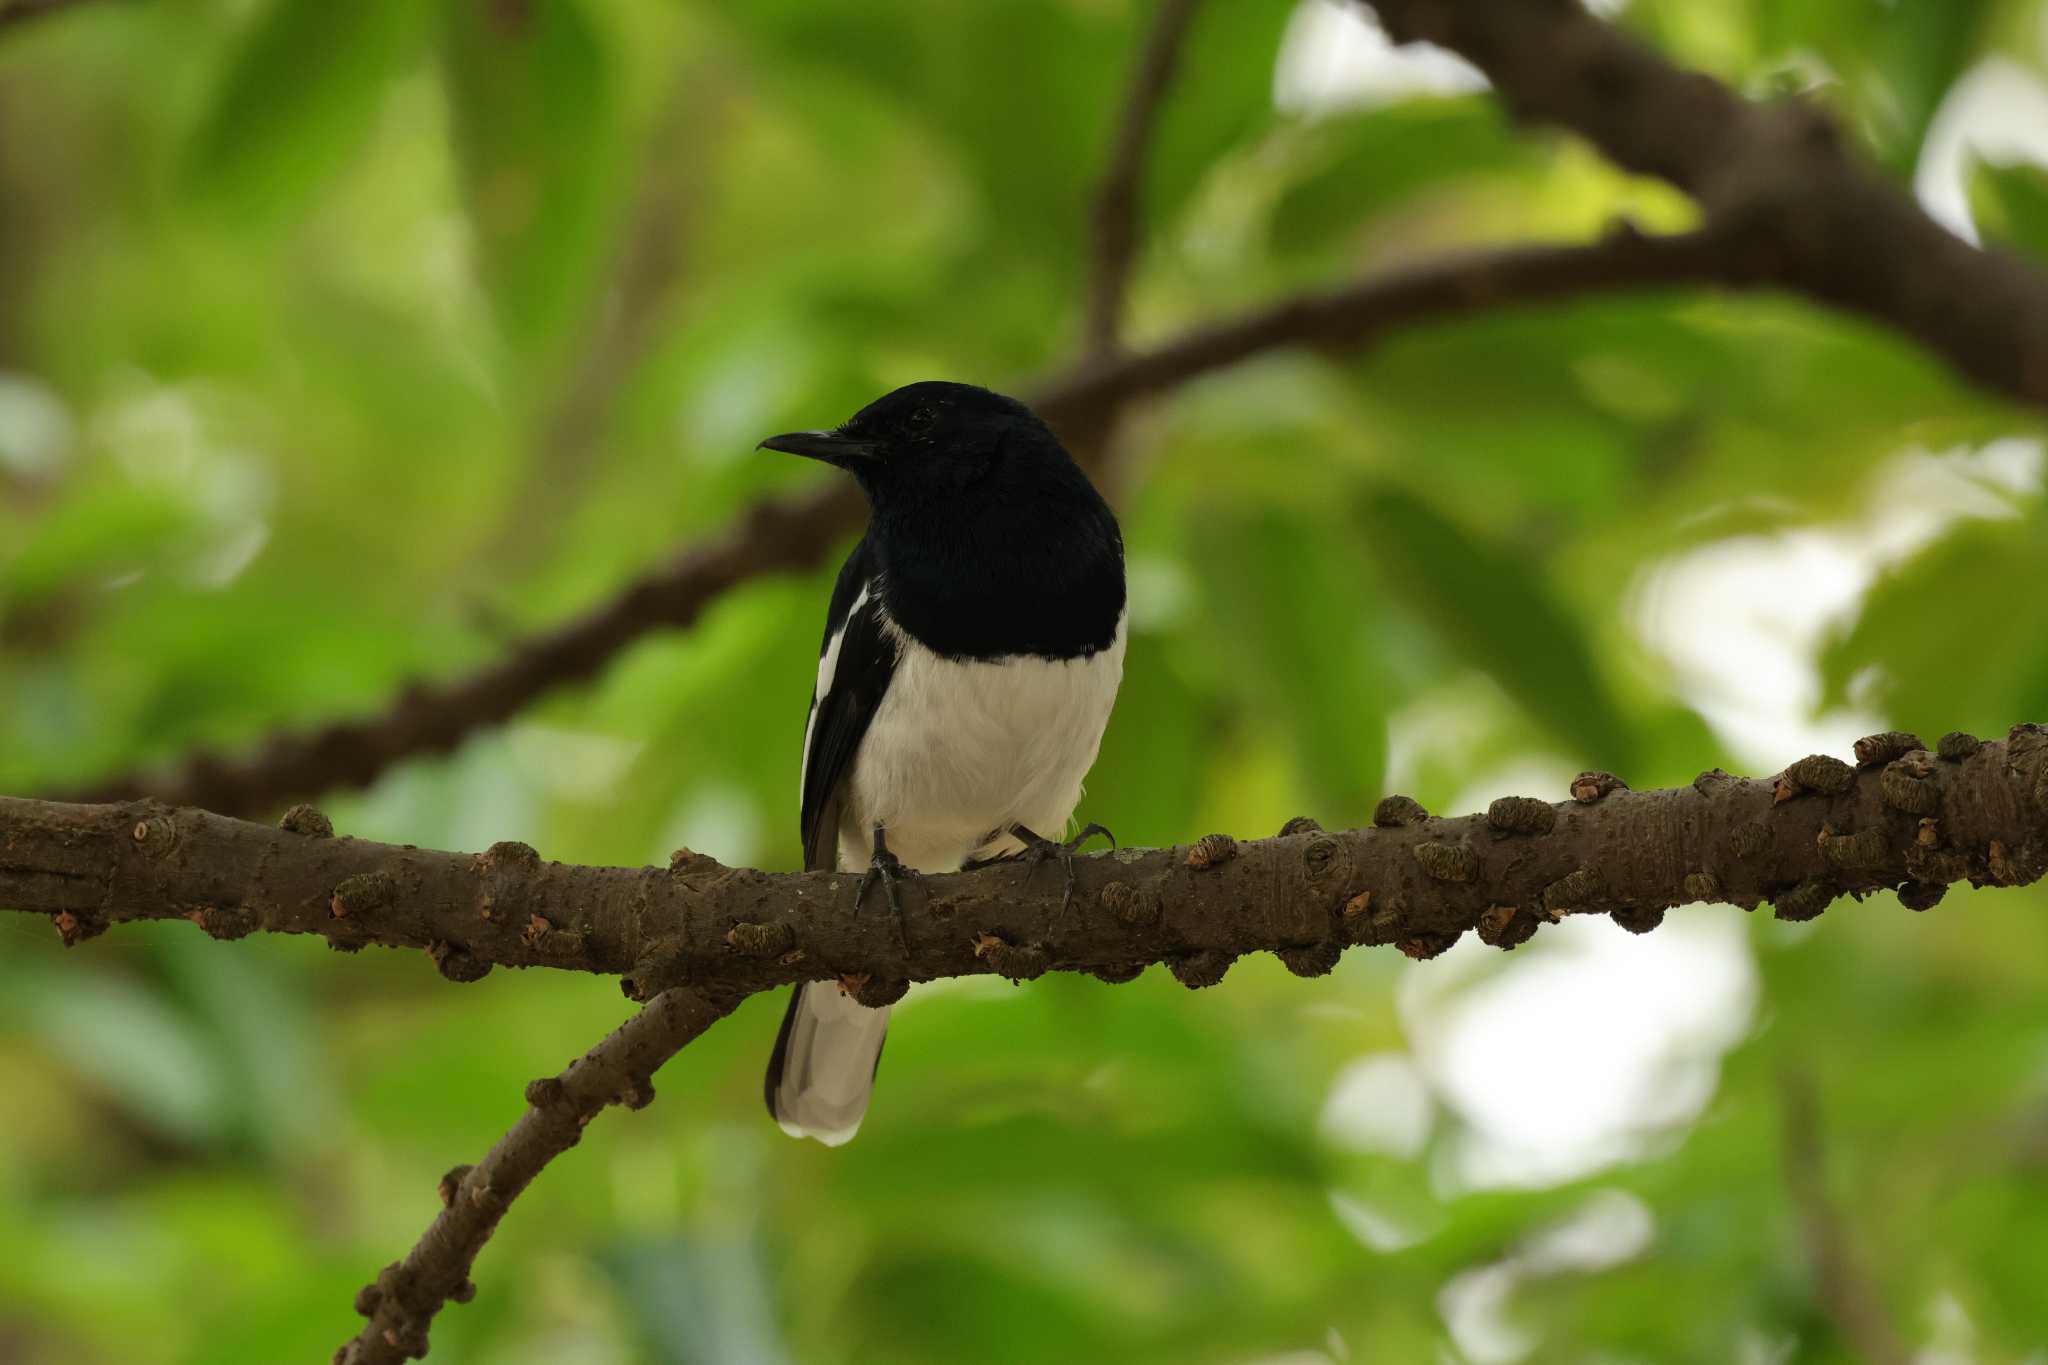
<box><xmin>52</xmin><ymin>480</ymin><xmax>865</xmax><ymax>816</ymax></box>
<box><xmin>336</xmin><ymin>985</ymin><xmax>739</xmax><ymax>1365</ymax></box>
<box><xmin>55</xmin><ymin>226</ymin><xmax>1750</xmax><ymax>817</ymax></box>
<box><xmin>16</xmin><ymin>726</ymin><xmax>2045</xmax><ymax>1359</ymax></box>
<box><xmin>14</xmin><ymin>727</ymin><xmax>2046</xmax><ymax>997</ymax></box>
<box><xmin>1083</xmin><ymin>0</ymin><xmax>1204</xmax><ymax>355</ymax></box>
<box><xmin>1363</xmin><ymin>0</ymin><xmax>2048</xmax><ymax>408</ymax></box>
<box><xmin>0</xmin><ymin>0</ymin><xmax>107</xmax><ymax>30</ymax></box>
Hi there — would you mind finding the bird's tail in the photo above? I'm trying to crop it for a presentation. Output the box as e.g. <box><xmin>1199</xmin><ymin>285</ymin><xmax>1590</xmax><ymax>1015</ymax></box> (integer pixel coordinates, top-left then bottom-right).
<box><xmin>764</xmin><ymin>980</ymin><xmax>890</xmax><ymax>1145</ymax></box>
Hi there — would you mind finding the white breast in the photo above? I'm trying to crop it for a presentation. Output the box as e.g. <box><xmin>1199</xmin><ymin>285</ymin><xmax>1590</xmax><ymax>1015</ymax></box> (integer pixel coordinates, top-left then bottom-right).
<box><xmin>837</xmin><ymin>608</ymin><xmax>1126</xmax><ymax>873</ymax></box>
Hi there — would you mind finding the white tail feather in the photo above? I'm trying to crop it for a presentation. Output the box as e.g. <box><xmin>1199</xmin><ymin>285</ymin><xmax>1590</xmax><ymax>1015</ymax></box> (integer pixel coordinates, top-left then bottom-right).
<box><xmin>768</xmin><ymin>981</ymin><xmax>891</xmax><ymax>1146</ymax></box>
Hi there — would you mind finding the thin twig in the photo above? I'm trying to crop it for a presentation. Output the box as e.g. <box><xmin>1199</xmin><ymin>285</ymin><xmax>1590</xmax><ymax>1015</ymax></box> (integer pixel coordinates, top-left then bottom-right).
<box><xmin>1084</xmin><ymin>0</ymin><xmax>1204</xmax><ymax>355</ymax></box>
<box><xmin>337</xmin><ymin>987</ymin><xmax>740</xmax><ymax>1364</ymax></box>
<box><xmin>53</xmin><ymin>227</ymin><xmax>1750</xmax><ymax>817</ymax></box>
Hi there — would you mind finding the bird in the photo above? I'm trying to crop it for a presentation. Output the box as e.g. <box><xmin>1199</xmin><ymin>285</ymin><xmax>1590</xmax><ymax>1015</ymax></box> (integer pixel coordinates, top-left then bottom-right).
<box><xmin>757</xmin><ymin>380</ymin><xmax>1127</xmax><ymax>1146</ymax></box>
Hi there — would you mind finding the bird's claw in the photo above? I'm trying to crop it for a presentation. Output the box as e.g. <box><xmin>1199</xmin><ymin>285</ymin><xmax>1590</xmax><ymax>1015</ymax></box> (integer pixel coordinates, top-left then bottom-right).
<box><xmin>856</xmin><ymin>846</ymin><xmax>918</xmax><ymax>915</ymax></box>
<box><xmin>1010</xmin><ymin>822</ymin><xmax>1117</xmax><ymax>922</ymax></box>
<box><xmin>855</xmin><ymin>832</ymin><xmax>921</xmax><ymax>952</ymax></box>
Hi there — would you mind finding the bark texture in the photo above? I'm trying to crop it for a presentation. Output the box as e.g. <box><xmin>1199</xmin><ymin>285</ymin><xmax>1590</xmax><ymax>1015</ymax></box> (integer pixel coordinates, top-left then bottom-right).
<box><xmin>1366</xmin><ymin>0</ymin><xmax>2048</xmax><ymax>406</ymax></box>
<box><xmin>13</xmin><ymin>729</ymin><xmax>2046</xmax><ymax>998</ymax></box>
<box><xmin>335</xmin><ymin>986</ymin><xmax>738</xmax><ymax>1365</ymax></box>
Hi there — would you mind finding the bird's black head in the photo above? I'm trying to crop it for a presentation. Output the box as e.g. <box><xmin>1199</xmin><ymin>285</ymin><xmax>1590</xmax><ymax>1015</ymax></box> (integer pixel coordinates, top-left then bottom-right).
<box><xmin>760</xmin><ymin>380</ymin><xmax>1123</xmax><ymax>658</ymax></box>
<box><xmin>757</xmin><ymin>381</ymin><xmax>1071</xmax><ymax>506</ymax></box>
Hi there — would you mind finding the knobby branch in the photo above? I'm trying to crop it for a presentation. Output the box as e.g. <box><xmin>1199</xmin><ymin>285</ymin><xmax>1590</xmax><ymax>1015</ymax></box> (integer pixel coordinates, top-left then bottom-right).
<box><xmin>9</xmin><ymin>727</ymin><xmax>2046</xmax><ymax>1004</ymax></box>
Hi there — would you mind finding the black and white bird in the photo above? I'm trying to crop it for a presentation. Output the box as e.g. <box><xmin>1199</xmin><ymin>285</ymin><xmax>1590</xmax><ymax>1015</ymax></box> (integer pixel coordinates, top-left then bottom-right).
<box><xmin>757</xmin><ymin>381</ymin><xmax>1127</xmax><ymax>1145</ymax></box>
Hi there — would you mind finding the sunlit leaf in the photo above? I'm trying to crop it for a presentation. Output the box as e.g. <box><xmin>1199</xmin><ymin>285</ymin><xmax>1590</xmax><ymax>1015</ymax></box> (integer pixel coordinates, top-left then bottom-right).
<box><xmin>1269</xmin><ymin>96</ymin><xmax>1533</xmax><ymax>264</ymax></box>
<box><xmin>1355</xmin><ymin>485</ymin><xmax>1636</xmax><ymax>767</ymax></box>
<box><xmin>1186</xmin><ymin>508</ymin><xmax>1390</xmax><ymax>815</ymax></box>
<box><xmin>185</xmin><ymin>0</ymin><xmax>426</xmax><ymax>218</ymax></box>
<box><xmin>440</xmin><ymin>0</ymin><xmax>619</xmax><ymax>353</ymax></box>
<box><xmin>1970</xmin><ymin>157</ymin><xmax>2048</xmax><ymax>264</ymax></box>
<box><xmin>1821</xmin><ymin>508</ymin><xmax>2048</xmax><ymax>737</ymax></box>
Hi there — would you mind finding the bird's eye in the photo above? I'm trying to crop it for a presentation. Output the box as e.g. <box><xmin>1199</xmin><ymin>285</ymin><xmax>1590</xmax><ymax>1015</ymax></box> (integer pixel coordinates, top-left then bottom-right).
<box><xmin>905</xmin><ymin>407</ymin><xmax>937</xmax><ymax>435</ymax></box>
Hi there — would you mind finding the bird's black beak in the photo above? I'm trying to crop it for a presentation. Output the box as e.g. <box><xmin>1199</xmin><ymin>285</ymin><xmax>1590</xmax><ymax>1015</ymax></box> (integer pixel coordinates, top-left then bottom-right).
<box><xmin>757</xmin><ymin>430</ymin><xmax>886</xmax><ymax>469</ymax></box>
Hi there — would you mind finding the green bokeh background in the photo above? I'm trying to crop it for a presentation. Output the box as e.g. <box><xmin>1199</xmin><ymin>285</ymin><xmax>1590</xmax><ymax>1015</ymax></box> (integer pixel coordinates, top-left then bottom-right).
<box><xmin>3</xmin><ymin>1</ymin><xmax>2048</xmax><ymax>1361</ymax></box>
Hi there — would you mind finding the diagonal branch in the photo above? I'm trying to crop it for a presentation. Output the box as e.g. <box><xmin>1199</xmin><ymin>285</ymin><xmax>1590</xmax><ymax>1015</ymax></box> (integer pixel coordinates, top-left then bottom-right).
<box><xmin>337</xmin><ymin>985</ymin><xmax>739</xmax><ymax>1365</ymax></box>
<box><xmin>13</xmin><ymin>726</ymin><xmax>2046</xmax><ymax>996</ymax></box>
<box><xmin>54</xmin><ymin>226</ymin><xmax>1751</xmax><ymax>817</ymax></box>
<box><xmin>1084</xmin><ymin>0</ymin><xmax>1205</xmax><ymax>355</ymax></box>
<box><xmin>52</xmin><ymin>480</ymin><xmax>865</xmax><ymax>816</ymax></box>
<box><xmin>1362</xmin><ymin>0</ymin><xmax>2048</xmax><ymax>408</ymax></box>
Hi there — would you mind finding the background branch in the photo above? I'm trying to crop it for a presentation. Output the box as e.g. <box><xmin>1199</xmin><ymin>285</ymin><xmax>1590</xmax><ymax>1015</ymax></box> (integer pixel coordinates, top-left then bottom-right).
<box><xmin>1363</xmin><ymin>0</ymin><xmax>2048</xmax><ymax>408</ymax></box>
<box><xmin>1779</xmin><ymin>1067</ymin><xmax>1910</xmax><ymax>1365</ymax></box>
<box><xmin>0</xmin><ymin>0</ymin><xmax>106</xmax><ymax>31</ymax></box>
<box><xmin>1083</xmin><ymin>0</ymin><xmax>1204</xmax><ymax>356</ymax></box>
<box><xmin>14</xmin><ymin>726</ymin><xmax>2045</xmax><ymax>996</ymax></box>
<box><xmin>56</xmin><ymin>226</ymin><xmax>1748</xmax><ymax>818</ymax></box>
<box><xmin>338</xmin><ymin>986</ymin><xmax>739</xmax><ymax>1365</ymax></box>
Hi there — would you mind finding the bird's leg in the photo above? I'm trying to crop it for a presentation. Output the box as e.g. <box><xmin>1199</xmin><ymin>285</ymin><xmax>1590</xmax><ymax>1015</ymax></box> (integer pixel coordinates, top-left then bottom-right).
<box><xmin>1002</xmin><ymin>822</ymin><xmax>1117</xmax><ymax>921</ymax></box>
<box><xmin>854</xmin><ymin>824</ymin><xmax>919</xmax><ymax>955</ymax></box>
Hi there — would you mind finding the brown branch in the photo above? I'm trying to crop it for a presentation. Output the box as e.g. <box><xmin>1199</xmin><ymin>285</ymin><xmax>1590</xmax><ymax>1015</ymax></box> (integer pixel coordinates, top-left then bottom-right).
<box><xmin>15</xmin><ymin>725</ymin><xmax>2045</xmax><ymax>1358</ymax></box>
<box><xmin>41</xmin><ymin>2</ymin><xmax>2048</xmax><ymax>838</ymax></box>
<box><xmin>1364</xmin><ymin>0</ymin><xmax>2048</xmax><ymax>408</ymax></box>
<box><xmin>1084</xmin><ymin>0</ymin><xmax>1204</xmax><ymax>355</ymax></box>
<box><xmin>14</xmin><ymin>726</ymin><xmax>2046</xmax><ymax>996</ymax></box>
<box><xmin>336</xmin><ymin>985</ymin><xmax>739</xmax><ymax>1365</ymax></box>
<box><xmin>53</xmin><ymin>480</ymin><xmax>865</xmax><ymax>816</ymax></box>
<box><xmin>1779</xmin><ymin>1067</ymin><xmax>1910</xmax><ymax>1365</ymax></box>
<box><xmin>0</xmin><ymin>0</ymin><xmax>107</xmax><ymax>30</ymax></box>
<box><xmin>55</xmin><ymin>226</ymin><xmax>1751</xmax><ymax>817</ymax></box>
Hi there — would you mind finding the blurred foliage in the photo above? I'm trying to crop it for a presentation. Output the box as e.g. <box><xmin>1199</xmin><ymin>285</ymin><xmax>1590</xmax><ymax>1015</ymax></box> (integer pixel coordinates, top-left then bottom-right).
<box><xmin>3</xmin><ymin>1</ymin><xmax>2048</xmax><ymax>1362</ymax></box>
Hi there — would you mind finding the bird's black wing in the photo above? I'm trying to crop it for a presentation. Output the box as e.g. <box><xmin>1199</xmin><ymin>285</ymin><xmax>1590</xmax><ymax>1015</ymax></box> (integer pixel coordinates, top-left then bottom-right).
<box><xmin>767</xmin><ymin>536</ymin><xmax>897</xmax><ymax>1123</ymax></box>
<box><xmin>799</xmin><ymin>535</ymin><xmax>898</xmax><ymax>873</ymax></box>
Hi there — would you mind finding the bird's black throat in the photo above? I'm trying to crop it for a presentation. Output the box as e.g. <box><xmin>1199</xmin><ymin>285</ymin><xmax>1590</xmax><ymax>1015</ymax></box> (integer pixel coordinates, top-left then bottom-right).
<box><xmin>866</xmin><ymin>481</ymin><xmax>1125</xmax><ymax>662</ymax></box>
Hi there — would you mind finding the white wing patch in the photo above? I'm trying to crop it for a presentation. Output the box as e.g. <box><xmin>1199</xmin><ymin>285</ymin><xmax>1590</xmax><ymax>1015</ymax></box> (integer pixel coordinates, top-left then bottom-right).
<box><xmin>801</xmin><ymin>582</ymin><xmax>872</xmax><ymax>813</ymax></box>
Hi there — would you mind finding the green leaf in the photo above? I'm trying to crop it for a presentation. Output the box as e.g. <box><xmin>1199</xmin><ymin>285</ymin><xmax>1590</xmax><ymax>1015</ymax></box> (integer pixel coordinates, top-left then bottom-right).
<box><xmin>1354</xmin><ymin>485</ymin><xmax>1636</xmax><ymax>768</ymax></box>
<box><xmin>725</xmin><ymin>0</ymin><xmax>1293</xmax><ymax>269</ymax></box>
<box><xmin>185</xmin><ymin>0</ymin><xmax>425</xmax><ymax>218</ymax></box>
<box><xmin>440</xmin><ymin>0</ymin><xmax>619</xmax><ymax>352</ymax></box>
<box><xmin>1969</xmin><ymin>157</ymin><xmax>2048</xmax><ymax>264</ymax></box>
<box><xmin>1821</xmin><ymin>508</ymin><xmax>2048</xmax><ymax>738</ymax></box>
<box><xmin>1269</xmin><ymin>97</ymin><xmax>1533</xmax><ymax>264</ymax></box>
<box><xmin>1185</xmin><ymin>509</ymin><xmax>1390</xmax><ymax>816</ymax></box>
<box><xmin>1140</xmin><ymin>0</ymin><xmax>1301</xmax><ymax>236</ymax></box>
<box><xmin>1838</xmin><ymin>0</ymin><xmax>1994</xmax><ymax>172</ymax></box>
<box><xmin>8</xmin><ymin>969</ymin><xmax>233</xmax><ymax>1147</ymax></box>
<box><xmin>1086</xmin><ymin>624</ymin><xmax>1218</xmax><ymax>849</ymax></box>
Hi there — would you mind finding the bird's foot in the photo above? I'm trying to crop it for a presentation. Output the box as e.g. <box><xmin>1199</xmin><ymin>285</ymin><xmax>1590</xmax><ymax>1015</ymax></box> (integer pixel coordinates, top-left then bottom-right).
<box><xmin>855</xmin><ymin>829</ymin><xmax>920</xmax><ymax>951</ymax></box>
<box><xmin>1007</xmin><ymin>822</ymin><xmax>1117</xmax><ymax>921</ymax></box>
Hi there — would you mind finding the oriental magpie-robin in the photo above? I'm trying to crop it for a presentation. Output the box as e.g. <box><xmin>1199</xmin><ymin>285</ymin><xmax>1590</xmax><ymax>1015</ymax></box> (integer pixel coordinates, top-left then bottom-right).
<box><xmin>758</xmin><ymin>381</ymin><xmax>1126</xmax><ymax>1145</ymax></box>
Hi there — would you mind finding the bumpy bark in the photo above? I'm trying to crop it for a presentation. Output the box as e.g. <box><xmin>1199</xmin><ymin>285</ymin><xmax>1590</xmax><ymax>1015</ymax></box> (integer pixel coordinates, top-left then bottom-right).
<box><xmin>12</xmin><ymin>729</ymin><xmax>2047</xmax><ymax>1000</ymax></box>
